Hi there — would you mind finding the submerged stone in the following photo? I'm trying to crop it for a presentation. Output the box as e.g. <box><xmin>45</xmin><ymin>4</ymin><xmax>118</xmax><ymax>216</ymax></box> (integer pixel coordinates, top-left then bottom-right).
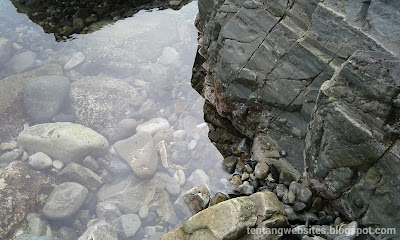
<box><xmin>17</xmin><ymin>122</ymin><xmax>109</xmax><ymax>165</ymax></box>
<box><xmin>42</xmin><ymin>182</ymin><xmax>88</xmax><ymax>220</ymax></box>
<box><xmin>23</xmin><ymin>76</ymin><xmax>70</xmax><ymax>123</ymax></box>
<box><xmin>113</xmin><ymin>131</ymin><xmax>158</xmax><ymax>178</ymax></box>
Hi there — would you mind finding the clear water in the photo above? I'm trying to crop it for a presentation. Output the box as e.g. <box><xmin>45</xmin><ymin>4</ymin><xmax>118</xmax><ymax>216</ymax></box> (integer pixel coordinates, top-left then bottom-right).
<box><xmin>0</xmin><ymin>0</ymin><xmax>232</xmax><ymax>238</ymax></box>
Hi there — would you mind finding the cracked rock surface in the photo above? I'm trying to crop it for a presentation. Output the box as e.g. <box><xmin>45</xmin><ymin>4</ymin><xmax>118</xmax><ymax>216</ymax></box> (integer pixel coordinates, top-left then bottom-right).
<box><xmin>195</xmin><ymin>0</ymin><xmax>400</xmax><ymax>236</ymax></box>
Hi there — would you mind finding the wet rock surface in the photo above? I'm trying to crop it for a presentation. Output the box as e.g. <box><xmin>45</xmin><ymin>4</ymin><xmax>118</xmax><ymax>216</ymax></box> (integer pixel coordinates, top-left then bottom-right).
<box><xmin>305</xmin><ymin>51</ymin><xmax>400</xmax><ymax>233</ymax></box>
<box><xmin>1</xmin><ymin>0</ymin><xmax>399</xmax><ymax>239</ymax></box>
<box><xmin>194</xmin><ymin>0</ymin><xmax>400</xmax><ymax>237</ymax></box>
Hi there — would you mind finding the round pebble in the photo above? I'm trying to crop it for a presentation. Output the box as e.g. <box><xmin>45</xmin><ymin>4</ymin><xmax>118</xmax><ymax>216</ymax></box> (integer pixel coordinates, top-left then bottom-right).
<box><xmin>279</xmin><ymin>149</ymin><xmax>288</xmax><ymax>157</ymax></box>
<box><xmin>28</xmin><ymin>152</ymin><xmax>53</xmax><ymax>170</ymax></box>
<box><xmin>139</xmin><ymin>205</ymin><xmax>149</xmax><ymax>219</ymax></box>
<box><xmin>52</xmin><ymin>160</ymin><xmax>64</xmax><ymax>170</ymax></box>
<box><xmin>173</xmin><ymin>169</ymin><xmax>186</xmax><ymax>186</ymax></box>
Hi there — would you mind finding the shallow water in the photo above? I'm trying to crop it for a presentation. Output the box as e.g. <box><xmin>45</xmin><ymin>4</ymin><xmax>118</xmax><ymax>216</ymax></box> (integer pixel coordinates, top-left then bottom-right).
<box><xmin>0</xmin><ymin>0</ymin><xmax>233</xmax><ymax>238</ymax></box>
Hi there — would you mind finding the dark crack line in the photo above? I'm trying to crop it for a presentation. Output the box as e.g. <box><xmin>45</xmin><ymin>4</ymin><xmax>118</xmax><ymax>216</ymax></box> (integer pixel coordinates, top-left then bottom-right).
<box><xmin>223</xmin><ymin>36</ymin><xmax>263</xmax><ymax>44</ymax></box>
<box><xmin>235</xmin><ymin>0</ymin><xmax>295</xmax><ymax>76</ymax></box>
<box><xmin>266</xmin><ymin>35</ymin><xmax>357</xmax><ymax>126</ymax></box>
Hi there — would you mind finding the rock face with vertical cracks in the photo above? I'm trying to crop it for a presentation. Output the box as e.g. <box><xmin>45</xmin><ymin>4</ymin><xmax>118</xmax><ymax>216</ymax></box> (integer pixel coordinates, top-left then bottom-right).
<box><xmin>197</xmin><ymin>0</ymin><xmax>400</xmax><ymax>235</ymax></box>
<box><xmin>305</xmin><ymin>51</ymin><xmax>400</xmax><ymax>233</ymax></box>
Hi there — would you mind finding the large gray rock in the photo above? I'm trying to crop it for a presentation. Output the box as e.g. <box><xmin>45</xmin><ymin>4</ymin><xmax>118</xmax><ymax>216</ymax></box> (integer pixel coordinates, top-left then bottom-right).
<box><xmin>23</xmin><ymin>76</ymin><xmax>70</xmax><ymax>123</ymax></box>
<box><xmin>113</xmin><ymin>131</ymin><xmax>158</xmax><ymax>178</ymax></box>
<box><xmin>196</xmin><ymin>0</ymin><xmax>398</xmax><ymax>169</ymax></box>
<box><xmin>17</xmin><ymin>122</ymin><xmax>109</xmax><ymax>165</ymax></box>
<box><xmin>0</xmin><ymin>64</ymin><xmax>64</xmax><ymax>142</ymax></box>
<box><xmin>70</xmin><ymin>75</ymin><xmax>142</xmax><ymax>138</ymax></box>
<box><xmin>42</xmin><ymin>182</ymin><xmax>88</xmax><ymax>220</ymax></box>
<box><xmin>305</xmin><ymin>51</ymin><xmax>400</xmax><ymax>235</ymax></box>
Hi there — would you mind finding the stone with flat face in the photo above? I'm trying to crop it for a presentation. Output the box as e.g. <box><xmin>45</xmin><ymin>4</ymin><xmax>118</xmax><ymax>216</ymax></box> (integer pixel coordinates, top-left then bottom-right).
<box><xmin>42</xmin><ymin>182</ymin><xmax>88</xmax><ymax>220</ymax></box>
<box><xmin>113</xmin><ymin>131</ymin><xmax>158</xmax><ymax>178</ymax></box>
<box><xmin>18</xmin><ymin>122</ymin><xmax>109</xmax><ymax>165</ymax></box>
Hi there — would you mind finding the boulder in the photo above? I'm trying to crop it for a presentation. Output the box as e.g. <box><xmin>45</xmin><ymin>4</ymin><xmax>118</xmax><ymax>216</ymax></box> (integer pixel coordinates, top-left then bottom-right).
<box><xmin>161</xmin><ymin>192</ymin><xmax>287</xmax><ymax>240</ymax></box>
<box><xmin>17</xmin><ymin>122</ymin><xmax>109</xmax><ymax>165</ymax></box>
<box><xmin>42</xmin><ymin>182</ymin><xmax>88</xmax><ymax>220</ymax></box>
<box><xmin>70</xmin><ymin>75</ymin><xmax>142</xmax><ymax>138</ymax></box>
<box><xmin>0</xmin><ymin>64</ymin><xmax>64</xmax><ymax>142</ymax></box>
<box><xmin>113</xmin><ymin>131</ymin><xmax>158</xmax><ymax>178</ymax></box>
<box><xmin>23</xmin><ymin>76</ymin><xmax>70</xmax><ymax>123</ymax></box>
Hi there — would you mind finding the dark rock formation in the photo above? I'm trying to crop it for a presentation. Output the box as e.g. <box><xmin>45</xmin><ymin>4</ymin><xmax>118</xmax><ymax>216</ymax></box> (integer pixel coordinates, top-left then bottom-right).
<box><xmin>305</xmin><ymin>50</ymin><xmax>400</xmax><ymax>232</ymax></box>
<box><xmin>195</xmin><ymin>0</ymin><xmax>400</xmax><ymax>236</ymax></box>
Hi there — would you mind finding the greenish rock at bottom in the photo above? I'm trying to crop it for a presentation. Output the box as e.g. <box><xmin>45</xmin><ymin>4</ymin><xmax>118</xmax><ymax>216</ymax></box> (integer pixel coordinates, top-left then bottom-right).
<box><xmin>15</xmin><ymin>234</ymin><xmax>55</xmax><ymax>240</ymax></box>
<box><xmin>161</xmin><ymin>192</ymin><xmax>287</xmax><ymax>240</ymax></box>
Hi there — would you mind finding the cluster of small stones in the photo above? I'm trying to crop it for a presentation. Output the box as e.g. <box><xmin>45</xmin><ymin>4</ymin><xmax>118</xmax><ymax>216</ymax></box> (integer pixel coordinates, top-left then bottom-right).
<box><xmin>180</xmin><ymin>104</ymin><xmax>360</xmax><ymax>240</ymax></box>
<box><xmin>10</xmin><ymin>0</ymin><xmax>190</xmax><ymax>41</ymax></box>
<box><xmin>0</xmin><ymin>3</ymin><xmax>215</xmax><ymax>238</ymax></box>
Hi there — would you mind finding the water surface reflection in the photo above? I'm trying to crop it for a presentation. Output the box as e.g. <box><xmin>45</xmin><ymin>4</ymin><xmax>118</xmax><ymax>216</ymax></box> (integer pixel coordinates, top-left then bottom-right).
<box><xmin>0</xmin><ymin>1</ymin><xmax>232</xmax><ymax>239</ymax></box>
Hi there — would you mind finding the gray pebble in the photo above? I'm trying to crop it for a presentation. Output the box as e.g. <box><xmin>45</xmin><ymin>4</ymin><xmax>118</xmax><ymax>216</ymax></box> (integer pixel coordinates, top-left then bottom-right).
<box><xmin>254</xmin><ymin>162</ymin><xmax>269</xmax><ymax>179</ymax></box>
<box><xmin>83</xmin><ymin>156</ymin><xmax>99</xmax><ymax>172</ymax></box>
<box><xmin>139</xmin><ymin>205</ymin><xmax>149</xmax><ymax>219</ymax></box>
<box><xmin>235</xmin><ymin>181</ymin><xmax>254</xmax><ymax>195</ymax></box>
<box><xmin>282</xmin><ymin>189</ymin><xmax>296</xmax><ymax>205</ymax></box>
<box><xmin>293</xmin><ymin>201</ymin><xmax>307</xmax><ymax>212</ymax></box>
<box><xmin>29</xmin><ymin>152</ymin><xmax>53</xmax><ymax>170</ymax></box>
